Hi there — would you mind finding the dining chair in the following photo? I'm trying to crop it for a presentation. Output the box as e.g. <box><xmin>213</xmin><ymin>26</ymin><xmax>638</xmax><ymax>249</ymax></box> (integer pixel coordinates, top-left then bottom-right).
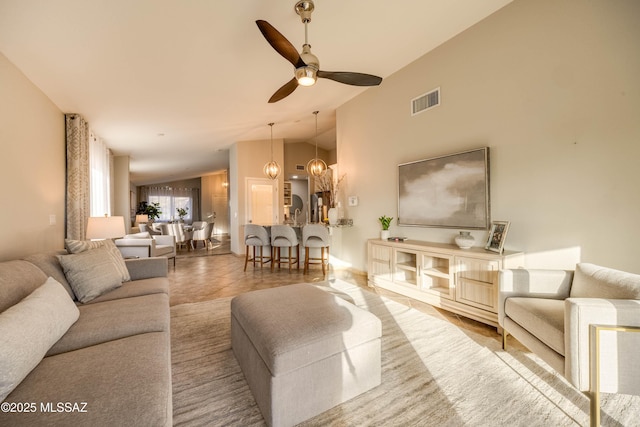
<box><xmin>302</xmin><ymin>224</ymin><xmax>330</xmax><ymax>275</ymax></box>
<box><xmin>243</xmin><ymin>224</ymin><xmax>271</xmax><ymax>271</ymax></box>
<box><xmin>270</xmin><ymin>225</ymin><xmax>300</xmax><ymax>272</ymax></box>
<box><xmin>190</xmin><ymin>221</ymin><xmax>211</xmax><ymax>250</ymax></box>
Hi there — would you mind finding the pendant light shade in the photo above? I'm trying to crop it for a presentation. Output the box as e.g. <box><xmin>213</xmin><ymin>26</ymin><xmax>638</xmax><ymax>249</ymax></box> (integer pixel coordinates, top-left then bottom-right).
<box><xmin>306</xmin><ymin>111</ymin><xmax>327</xmax><ymax>178</ymax></box>
<box><xmin>263</xmin><ymin>122</ymin><xmax>281</xmax><ymax>180</ymax></box>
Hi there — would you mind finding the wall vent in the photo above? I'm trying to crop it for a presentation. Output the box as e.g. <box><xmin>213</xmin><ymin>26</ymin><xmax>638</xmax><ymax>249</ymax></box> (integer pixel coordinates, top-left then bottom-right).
<box><xmin>411</xmin><ymin>87</ymin><xmax>440</xmax><ymax>116</ymax></box>
<box><xmin>296</xmin><ymin>164</ymin><xmax>305</xmax><ymax>171</ymax></box>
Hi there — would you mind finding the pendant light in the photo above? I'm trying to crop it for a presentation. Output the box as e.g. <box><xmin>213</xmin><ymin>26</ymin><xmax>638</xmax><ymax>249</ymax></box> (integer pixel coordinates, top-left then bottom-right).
<box><xmin>263</xmin><ymin>122</ymin><xmax>281</xmax><ymax>180</ymax></box>
<box><xmin>306</xmin><ymin>111</ymin><xmax>327</xmax><ymax>178</ymax></box>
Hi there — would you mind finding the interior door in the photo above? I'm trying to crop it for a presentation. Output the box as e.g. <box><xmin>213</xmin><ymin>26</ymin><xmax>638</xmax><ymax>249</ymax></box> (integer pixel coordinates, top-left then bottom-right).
<box><xmin>246</xmin><ymin>178</ymin><xmax>278</xmax><ymax>225</ymax></box>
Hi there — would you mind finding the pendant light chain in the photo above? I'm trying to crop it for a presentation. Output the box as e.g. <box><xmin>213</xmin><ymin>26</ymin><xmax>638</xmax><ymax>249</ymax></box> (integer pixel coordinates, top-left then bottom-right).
<box><xmin>269</xmin><ymin>122</ymin><xmax>274</xmax><ymax>160</ymax></box>
<box><xmin>263</xmin><ymin>122</ymin><xmax>281</xmax><ymax>180</ymax></box>
<box><xmin>307</xmin><ymin>111</ymin><xmax>327</xmax><ymax>178</ymax></box>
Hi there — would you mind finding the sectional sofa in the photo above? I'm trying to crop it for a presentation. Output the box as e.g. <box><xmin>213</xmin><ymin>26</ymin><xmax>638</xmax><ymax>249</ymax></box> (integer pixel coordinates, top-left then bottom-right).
<box><xmin>0</xmin><ymin>240</ymin><xmax>172</xmax><ymax>426</ymax></box>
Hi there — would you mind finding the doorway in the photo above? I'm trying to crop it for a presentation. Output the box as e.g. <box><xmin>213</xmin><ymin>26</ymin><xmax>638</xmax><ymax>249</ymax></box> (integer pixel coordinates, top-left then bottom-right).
<box><xmin>246</xmin><ymin>177</ymin><xmax>278</xmax><ymax>225</ymax></box>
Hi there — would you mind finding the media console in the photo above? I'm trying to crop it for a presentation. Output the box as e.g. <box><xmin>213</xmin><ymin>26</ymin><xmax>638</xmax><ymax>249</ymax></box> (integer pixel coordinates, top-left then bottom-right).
<box><xmin>367</xmin><ymin>239</ymin><xmax>524</xmax><ymax>328</ymax></box>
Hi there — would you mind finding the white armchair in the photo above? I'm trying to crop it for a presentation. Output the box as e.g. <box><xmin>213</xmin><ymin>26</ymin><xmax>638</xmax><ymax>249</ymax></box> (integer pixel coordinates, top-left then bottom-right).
<box><xmin>115</xmin><ymin>232</ymin><xmax>176</xmax><ymax>267</ymax></box>
<box><xmin>499</xmin><ymin>263</ymin><xmax>640</xmax><ymax>425</ymax></box>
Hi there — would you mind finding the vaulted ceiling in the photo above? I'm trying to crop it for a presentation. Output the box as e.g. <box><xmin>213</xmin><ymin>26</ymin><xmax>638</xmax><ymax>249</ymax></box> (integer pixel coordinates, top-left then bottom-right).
<box><xmin>0</xmin><ymin>0</ymin><xmax>512</xmax><ymax>184</ymax></box>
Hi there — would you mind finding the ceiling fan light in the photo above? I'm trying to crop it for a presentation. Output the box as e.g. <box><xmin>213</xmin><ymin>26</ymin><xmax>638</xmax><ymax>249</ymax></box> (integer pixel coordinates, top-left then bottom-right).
<box><xmin>296</xmin><ymin>67</ymin><xmax>317</xmax><ymax>86</ymax></box>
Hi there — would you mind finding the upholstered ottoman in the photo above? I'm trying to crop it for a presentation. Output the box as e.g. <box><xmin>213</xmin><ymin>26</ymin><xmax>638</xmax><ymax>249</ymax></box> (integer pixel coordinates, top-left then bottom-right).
<box><xmin>231</xmin><ymin>283</ymin><xmax>382</xmax><ymax>427</ymax></box>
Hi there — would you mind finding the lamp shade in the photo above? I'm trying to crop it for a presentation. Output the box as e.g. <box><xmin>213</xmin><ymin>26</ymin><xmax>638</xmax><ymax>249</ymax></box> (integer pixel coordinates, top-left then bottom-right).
<box><xmin>135</xmin><ymin>214</ymin><xmax>149</xmax><ymax>224</ymax></box>
<box><xmin>86</xmin><ymin>216</ymin><xmax>126</xmax><ymax>240</ymax></box>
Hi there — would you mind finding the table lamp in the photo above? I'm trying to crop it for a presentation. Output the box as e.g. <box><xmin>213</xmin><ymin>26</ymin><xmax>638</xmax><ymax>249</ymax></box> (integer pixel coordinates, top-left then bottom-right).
<box><xmin>86</xmin><ymin>215</ymin><xmax>126</xmax><ymax>240</ymax></box>
<box><xmin>135</xmin><ymin>214</ymin><xmax>149</xmax><ymax>225</ymax></box>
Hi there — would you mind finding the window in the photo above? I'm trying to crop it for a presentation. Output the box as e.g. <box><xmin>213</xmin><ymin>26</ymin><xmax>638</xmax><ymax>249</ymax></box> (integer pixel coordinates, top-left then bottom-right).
<box><xmin>142</xmin><ymin>186</ymin><xmax>198</xmax><ymax>222</ymax></box>
<box><xmin>89</xmin><ymin>132</ymin><xmax>111</xmax><ymax>216</ymax></box>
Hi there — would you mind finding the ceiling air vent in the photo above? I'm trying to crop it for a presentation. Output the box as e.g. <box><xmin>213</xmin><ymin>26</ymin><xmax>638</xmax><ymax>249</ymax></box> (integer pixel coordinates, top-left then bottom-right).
<box><xmin>411</xmin><ymin>87</ymin><xmax>440</xmax><ymax>116</ymax></box>
<box><xmin>296</xmin><ymin>164</ymin><xmax>305</xmax><ymax>171</ymax></box>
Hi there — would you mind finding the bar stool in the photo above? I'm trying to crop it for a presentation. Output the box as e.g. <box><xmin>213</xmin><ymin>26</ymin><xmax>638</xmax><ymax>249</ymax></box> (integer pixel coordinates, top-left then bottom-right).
<box><xmin>243</xmin><ymin>224</ymin><xmax>271</xmax><ymax>271</ymax></box>
<box><xmin>270</xmin><ymin>225</ymin><xmax>300</xmax><ymax>272</ymax></box>
<box><xmin>302</xmin><ymin>224</ymin><xmax>330</xmax><ymax>275</ymax></box>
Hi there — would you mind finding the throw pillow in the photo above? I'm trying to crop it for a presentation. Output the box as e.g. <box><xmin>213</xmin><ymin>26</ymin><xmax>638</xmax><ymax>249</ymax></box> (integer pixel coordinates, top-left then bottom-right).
<box><xmin>57</xmin><ymin>246</ymin><xmax>124</xmax><ymax>303</ymax></box>
<box><xmin>0</xmin><ymin>277</ymin><xmax>79</xmax><ymax>402</ymax></box>
<box><xmin>64</xmin><ymin>238</ymin><xmax>104</xmax><ymax>254</ymax></box>
<box><xmin>570</xmin><ymin>263</ymin><xmax>640</xmax><ymax>299</ymax></box>
<box><xmin>64</xmin><ymin>239</ymin><xmax>130</xmax><ymax>283</ymax></box>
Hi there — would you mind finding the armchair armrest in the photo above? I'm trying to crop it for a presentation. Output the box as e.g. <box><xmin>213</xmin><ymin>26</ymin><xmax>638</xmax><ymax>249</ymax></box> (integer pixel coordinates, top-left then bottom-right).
<box><xmin>498</xmin><ymin>268</ymin><xmax>574</xmax><ymax>325</ymax></box>
<box><xmin>124</xmin><ymin>257</ymin><xmax>168</xmax><ymax>280</ymax></box>
<box><xmin>153</xmin><ymin>235</ymin><xmax>176</xmax><ymax>246</ymax></box>
<box><xmin>565</xmin><ymin>298</ymin><xmax>640</xmax><ymax>392</ymax></box>
<box><xmin>115</xmin><ymin>238</ymin><xmax>155</xmax><ymax>247</ymax></box>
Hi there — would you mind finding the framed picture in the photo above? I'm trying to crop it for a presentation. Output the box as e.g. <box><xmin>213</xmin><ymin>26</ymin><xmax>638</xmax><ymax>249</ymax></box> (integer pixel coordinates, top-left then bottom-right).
<box><xmin>485</xmin><ymin>220</ymin><xmax>510</xmax><ymax>253</ymax></box>
<box><xmin>398</xmin><ymin>147</ymin><xmax>490</xmax><ymax>229</ymax></box>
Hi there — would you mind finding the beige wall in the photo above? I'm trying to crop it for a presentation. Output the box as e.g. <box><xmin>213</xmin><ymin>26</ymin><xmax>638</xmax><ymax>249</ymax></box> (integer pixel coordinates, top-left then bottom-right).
<box><xmin>113</xmin><ymin>155</ymin><xmax>131</xmax><ymax>231</ymax></box>
<box><xmin>337</xmin><ymin>0</ymin><xmax>640</xmax><ymax>273</ymax></box>
<box><xmin>201</xmin><ymin>171</ymin><xmax>229</xmax><ymax>235</ymax></box>
<box><xmin>229</xmin><ymin>138</ymin><xmax>284</xmax><ymax>253</ymax></box>
<box><xmin>283</xmin><ymin>141</ymin><xmax>330</xmax><ymax>178</ymax></box>
<box><xmin>0</xmin><ymin>52</ymin><xmax>65</xmax><ymax>261</ymax></box>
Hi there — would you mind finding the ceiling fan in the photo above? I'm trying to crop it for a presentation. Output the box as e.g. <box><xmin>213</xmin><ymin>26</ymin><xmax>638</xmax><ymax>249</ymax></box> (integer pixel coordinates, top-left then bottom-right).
<box><xmin>256</xmin><ymin>0</ymin><xmax>383</xmax><ymax>103</ymax></box>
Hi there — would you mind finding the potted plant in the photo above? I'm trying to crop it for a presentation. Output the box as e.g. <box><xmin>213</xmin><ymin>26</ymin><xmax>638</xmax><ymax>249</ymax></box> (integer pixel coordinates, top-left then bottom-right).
<box><xmin>378</xmin><ymin>215</ymin><xmax>393</xmax><ymax>240</ymax></box>
<box><xmin>138</xmin><ymin>201</ymin><xmax>162</xmax><ymax>222</ymax></box>
<box><xmin>176</xmin><ymin>207</ymin><xmax>188</xmax><ymax>222</ymax></box>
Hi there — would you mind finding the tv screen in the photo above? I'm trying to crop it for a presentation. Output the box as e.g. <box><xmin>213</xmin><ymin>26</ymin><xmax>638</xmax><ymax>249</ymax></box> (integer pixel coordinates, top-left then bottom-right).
<box><xmin>397</xmin><ymin>147</ymin><xmax>490</xmax><ymax>229</ymax></box>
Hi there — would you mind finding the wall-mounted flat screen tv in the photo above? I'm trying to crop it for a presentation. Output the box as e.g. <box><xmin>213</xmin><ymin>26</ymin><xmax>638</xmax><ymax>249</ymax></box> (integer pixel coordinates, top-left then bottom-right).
<box><xmin>398</xmin><ymin>147</ymin><xmax>490</xmax><ymax>229</ymax></box>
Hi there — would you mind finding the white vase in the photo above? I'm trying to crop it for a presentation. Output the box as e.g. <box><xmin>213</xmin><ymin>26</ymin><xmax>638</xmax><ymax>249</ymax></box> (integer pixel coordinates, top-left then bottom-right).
<box><xmin>380</xmin><ymin>230</ymin><xmax>390</xmax><ymax>240</ymax></box>
<box><xmin>328</xmin><ymin>207</ymin><xmax>338</xmax><ymax>225</ymax></box>
<box><xmin>455</xmin><ymin>231</ymin><xmax>475</xmax><ymax>249</ymax></box>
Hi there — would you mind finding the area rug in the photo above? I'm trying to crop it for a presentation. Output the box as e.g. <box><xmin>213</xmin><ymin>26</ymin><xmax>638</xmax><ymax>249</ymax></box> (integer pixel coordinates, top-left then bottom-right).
<box><xmin>170</xmin><ymin>280</ymin><xmax>639</xmax><ymax>426</ymax></box>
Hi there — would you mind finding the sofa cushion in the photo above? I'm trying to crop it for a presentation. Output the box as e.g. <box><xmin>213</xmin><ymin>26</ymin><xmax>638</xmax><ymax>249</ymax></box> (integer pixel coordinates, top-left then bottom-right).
<box><xmin>65</xmin><ymin>239</ymin><xmax>131</xmax><ymax>283</ymax></box>
<box><xmin>58</xmin><ymin>246</ymin><xmax>124</xmax><ymax>303</ymax></box>
<box><xmin>0</xmin><ymin>260</ymin><xmax>48</xmax><ymax>313</ymax></box>
<box><xmin>0</xmin><ymin>332</ymin><xmax>172</xmax><ymax>427</ymax></box>
<box><xmin>0</xmin><ymin>277</ymin><xmax>79</xmax><ymax>402</ymax></box>
<box><xmin>85</xmin><ymin>277</ymin><xmax>169</xmax><ymax>304</ymax></box>
<box><xmin>47</xmin><ymin>293</ymin><xmax>169</xmax><ymax>356</ymax></box>
<box><xmin>504</xmin><ymin>297</ymin><xmax>565</xmax><ymax>356</ymax></box>
<box><xmin>22</xmin><ymin>251</ymin><xmax>75</xmax><ymax>300</ymax></box>
<box><xmin>570</xmin><ymin>263</ymin><xmax>640</xmax><ymax>299</ymax></box>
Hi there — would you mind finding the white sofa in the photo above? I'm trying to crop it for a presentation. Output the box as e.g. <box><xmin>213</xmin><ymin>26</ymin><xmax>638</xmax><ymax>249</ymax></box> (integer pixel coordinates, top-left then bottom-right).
<box><xmin>498</xmin><ymin>263</ymin><xmax>640</xmax><ymax>421</ymax></box>
<box><xmin>115</xmin><ymin>232</ymin><xmax>176</xmax><ymax>266</ymax></box>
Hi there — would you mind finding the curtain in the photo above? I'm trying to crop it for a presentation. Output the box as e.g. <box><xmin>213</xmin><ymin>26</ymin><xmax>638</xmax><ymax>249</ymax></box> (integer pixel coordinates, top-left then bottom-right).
<box><xmin>89</xmin><ymin>131</ymin><xmax>111</xmax><ymax>216</ymax></box>
<box><xmin>139</xmin><ymin>186</ymin><xmax>201</xmax><ymax>222</ymax></box>
<box><xmin>65</xmin><ymin>114</ymin><xmax>90</xmax><ymax>240</ymax></box>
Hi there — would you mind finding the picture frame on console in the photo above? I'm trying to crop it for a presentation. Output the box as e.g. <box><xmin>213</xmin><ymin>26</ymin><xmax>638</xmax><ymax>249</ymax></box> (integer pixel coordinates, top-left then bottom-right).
<box><xmin>485</xmin><ymin>220</ymin><xmax>510</xmax><ymax>253</ymax></box>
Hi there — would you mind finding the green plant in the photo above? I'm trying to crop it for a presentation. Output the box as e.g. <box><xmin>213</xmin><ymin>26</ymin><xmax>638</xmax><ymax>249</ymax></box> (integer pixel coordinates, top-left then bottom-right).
<box><xmin>136</xmin><ymin>201</ymin><xmax>163</xmax><ymax>220</ymax></box>
<box><xmin>176</xmin><ymin>207</ymin><xmax>189</xmax><ymax>219</ymax></box>
<box><xmin>378</xmin><ymin>215</ymin><xmax>393</xmax><ymax>230</ymax></box>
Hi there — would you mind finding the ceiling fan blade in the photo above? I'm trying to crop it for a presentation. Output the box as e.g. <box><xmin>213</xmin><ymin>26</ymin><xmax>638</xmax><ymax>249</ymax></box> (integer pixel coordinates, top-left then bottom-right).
<box><xmin>268</xmin><ymin>78</ymin><xmax>299</xmax><ymax>103</ymax></box>
<box><xmin>317</xmin><ymin>70</ymin><xmax>382</xmax><ymax>86</ymax></box>
<box><xmin>256</xmin><ymin>20</ymin><xmax>306</xmax><ymax>69</ymax></box>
